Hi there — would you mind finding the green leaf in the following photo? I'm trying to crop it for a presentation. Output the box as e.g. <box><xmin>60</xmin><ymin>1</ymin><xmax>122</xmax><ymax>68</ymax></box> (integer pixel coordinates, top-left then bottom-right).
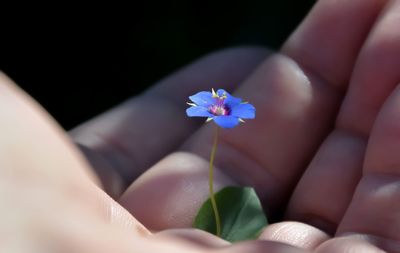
<box><xmin>193</xmin><ymin>186</ymin><xmax>268</xmax><ymax>242</ymax></box>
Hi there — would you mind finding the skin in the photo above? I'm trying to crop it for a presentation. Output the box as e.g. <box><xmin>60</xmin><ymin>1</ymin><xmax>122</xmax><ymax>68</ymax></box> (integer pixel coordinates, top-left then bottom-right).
<box><xmin>2</xmin><ymin>0</ymin><xmax>400</xmax><ymax>252</ymax></box>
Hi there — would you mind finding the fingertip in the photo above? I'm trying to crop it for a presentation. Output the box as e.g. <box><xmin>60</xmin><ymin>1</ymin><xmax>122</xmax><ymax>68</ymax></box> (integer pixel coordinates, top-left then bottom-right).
<box><xmin>258</xmin><ymin>221</ymin><xmax>330</xmax><ymax>250</ymax></box>
<box><xmin>154</xmin><ymin>228</ymin><xmax>230</xmax><ymax>248</ymax></box>
<box><xmin>315</xmin><ymin>236</ymin><xmax>386</xmax><ymax>253</ymax></box>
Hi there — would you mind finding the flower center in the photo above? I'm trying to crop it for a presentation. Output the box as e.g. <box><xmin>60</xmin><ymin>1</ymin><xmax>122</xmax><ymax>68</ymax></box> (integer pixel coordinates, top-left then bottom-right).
<box><xmin>209</xmin><ymin>98</ymin><xmax>230</xmax><ymax>116</ymax></box>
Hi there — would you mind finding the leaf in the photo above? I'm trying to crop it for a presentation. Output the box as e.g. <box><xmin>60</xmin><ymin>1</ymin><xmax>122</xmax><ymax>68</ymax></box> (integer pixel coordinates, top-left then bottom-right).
<box><xmin>193</xmin><ymin>186</ymin><xmax>268</xmax><ymax>242</ymax></box>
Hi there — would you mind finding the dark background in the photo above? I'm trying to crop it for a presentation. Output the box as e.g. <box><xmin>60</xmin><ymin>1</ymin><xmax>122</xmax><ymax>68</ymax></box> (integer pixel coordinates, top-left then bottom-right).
<box><xmin>1</xmin><ymin>1</ymin><xmax>315</xmax><ymax>130</ymax></box>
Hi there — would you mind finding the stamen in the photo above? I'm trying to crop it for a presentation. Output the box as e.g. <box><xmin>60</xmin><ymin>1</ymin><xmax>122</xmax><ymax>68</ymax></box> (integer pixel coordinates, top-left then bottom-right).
<box><xmin>212</xmin><ymin>88</ymin><xmax>219</xmax><ymax>98</ymax></box>
<box><xmin>209</xmin><ymin>104</ymin><xmax>230</xmax><ymax>116</ymax></box>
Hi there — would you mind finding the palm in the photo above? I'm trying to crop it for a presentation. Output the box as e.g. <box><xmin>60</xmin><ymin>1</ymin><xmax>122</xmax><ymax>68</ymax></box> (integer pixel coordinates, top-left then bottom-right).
<box><xmin>4</xmin><ymin>0</ymin><xmax>399</xmax><ymax>252</ymax></box>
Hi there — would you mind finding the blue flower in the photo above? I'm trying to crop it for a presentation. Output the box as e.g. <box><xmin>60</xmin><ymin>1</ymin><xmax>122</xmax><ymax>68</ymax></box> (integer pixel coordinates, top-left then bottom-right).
<box><xmin>186</xmin><ymin>88</ymin><xmax>255</xmax><ymax>129</ymax></box>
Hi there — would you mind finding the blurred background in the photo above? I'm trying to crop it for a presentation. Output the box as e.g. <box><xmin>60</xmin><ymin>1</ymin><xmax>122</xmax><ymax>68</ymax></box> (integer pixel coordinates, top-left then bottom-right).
<box><xmin>1</xmin><ymin>1</ymin><xmax>315</xmax><ymax>130</ymax></box>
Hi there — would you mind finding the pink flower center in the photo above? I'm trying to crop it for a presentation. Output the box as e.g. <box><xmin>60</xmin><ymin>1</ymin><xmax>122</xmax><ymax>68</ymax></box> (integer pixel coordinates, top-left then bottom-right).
<box><xmin>209</xmin><ymin>98</ymin><xmax>230</xmax><ymax>116</ymax></box>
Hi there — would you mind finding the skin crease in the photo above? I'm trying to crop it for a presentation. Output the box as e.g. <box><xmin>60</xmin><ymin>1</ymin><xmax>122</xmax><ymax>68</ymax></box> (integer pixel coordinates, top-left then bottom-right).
<box><xmin>3</xmin><ymin>0</ymin><xmax>400</xmax><ymax>252</ymax></box>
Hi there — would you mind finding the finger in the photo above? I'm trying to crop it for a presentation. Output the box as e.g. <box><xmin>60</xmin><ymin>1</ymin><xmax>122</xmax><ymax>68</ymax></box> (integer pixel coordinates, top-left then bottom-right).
<box><xmin>338</xmin><ymin>0</ymin><xmax>400</xmax><ymax>135</ymax></box>
<box><xmin>154</xmin><ymin>229</ymin><xmax>229</xmax><ymax>248</ymax></box>
<box><xmin>336</xmin><ymin>84</ymin><xmax>400</xmax><ymax>251</ymax></box>
<box><xmin>315</xmin><ymin>237</ymin><xmax>386</xmax><ymax>253</ymax></box>
<box><xmin>0</xmin><ymin>72</ymin><xmax>149</xmax><ymax>239</ymax></box>
<box><xmin>216</xmin><ymin>240</ymin><xmax>309</xmax><ymax>253</ymax></box>
<box><xmin>282</xmin><ymin>0</ymin><xmax>385</xmax><ymax>88</ymax></box>
<box><xmin>258</xmin><ymin>222</ymin><xmax>330</xmax><ymax>250</ymax></box>
<box><xmin>0</xmin><ymin>72</ymin><xmax>97</xmax><ymax>189</ymax></box>
<box><xmin>120</xmin><ymin>0</ymin><xmax>384</xmax><ymax>230</ymax></box>
<box><xmin>285</xmin><ymin>130</ymin><xmax>367</xmax><ymax>234</ymax></box>
<box><xmin>120</xmin><ymin>152</ymin><xmax>235</xmax><ymax>229</ymax></box>
<box><xmin>152</xmin><ymin>232</ymin><xmax>310</xmax><ymax>253</ymax></box>
<box><xmin>286</xmin><ymin>0</ymin><xmax>393</xmax><ymax>233</ymax></box>
<box><xmin>70</xmin><ymin>47</ymin><xmax>269</xmax><ymax>196</ymax></box>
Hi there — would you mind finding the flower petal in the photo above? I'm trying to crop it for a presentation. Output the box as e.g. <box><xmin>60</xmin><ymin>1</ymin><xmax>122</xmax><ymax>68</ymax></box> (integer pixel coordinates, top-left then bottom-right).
<box><xmin>189</xmin><ymin>91</ymin><xmax>214</xmax><ymax>107</ymax></box>
<box><xmin>231</xmin><ymin>103</ymin><xmax>256</xmax><ymax>119</ymax></box>
<box><xmin>224</xmin><ymin>93</ymin><xmax>242</xmax><ymax>108</ymax></box>
<box><xmin>216</xmin><ymin>89</ymin><xmax>228</xmax><ymax>97</ymax></box>
<box><xmin>214</xmin><ymin>116</ymin><xmax>240</xmax><ymax>129</ymax></box>
<box><xmin>186</xmin><ymin>106</ymin><xmax>213</xmax><ymax>118</ymax></box>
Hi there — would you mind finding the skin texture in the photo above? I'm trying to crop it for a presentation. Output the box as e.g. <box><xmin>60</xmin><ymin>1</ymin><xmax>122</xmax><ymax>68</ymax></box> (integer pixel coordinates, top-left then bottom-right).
<box><xmin>2</xmin><ymin>0</ymin><xmax>400</xmax><ymax>252</ymax></box>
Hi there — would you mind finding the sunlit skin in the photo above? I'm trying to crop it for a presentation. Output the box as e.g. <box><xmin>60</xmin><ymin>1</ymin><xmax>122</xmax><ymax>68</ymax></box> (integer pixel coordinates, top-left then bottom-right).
<box><xmin>2</xmin><ymin>0</ymin><xmax>400</xmax><ymax>252</ymax></box>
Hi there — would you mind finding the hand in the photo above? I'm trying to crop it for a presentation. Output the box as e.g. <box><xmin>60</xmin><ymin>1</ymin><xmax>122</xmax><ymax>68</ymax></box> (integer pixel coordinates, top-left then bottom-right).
<box><xmin>0</xmin><ymin>73</ymin><xmax>308</xmax><ymax>253</ymax></box>
<box><xmin>72</xmin><ymin>0</ymin><xmax>400</xmax><ymax>252</ymax></box>
<box><xmin>2</xmin><ymin>0</ymin><xmax>399</xmax><ymax>252</ymax></box>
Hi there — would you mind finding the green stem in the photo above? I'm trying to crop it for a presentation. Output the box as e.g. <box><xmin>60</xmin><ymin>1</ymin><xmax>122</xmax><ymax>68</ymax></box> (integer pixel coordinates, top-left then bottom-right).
<box><xmin>209</xmin><ymin>126</ymin><xmax>221</xmax><ymax>237</ymax></box>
